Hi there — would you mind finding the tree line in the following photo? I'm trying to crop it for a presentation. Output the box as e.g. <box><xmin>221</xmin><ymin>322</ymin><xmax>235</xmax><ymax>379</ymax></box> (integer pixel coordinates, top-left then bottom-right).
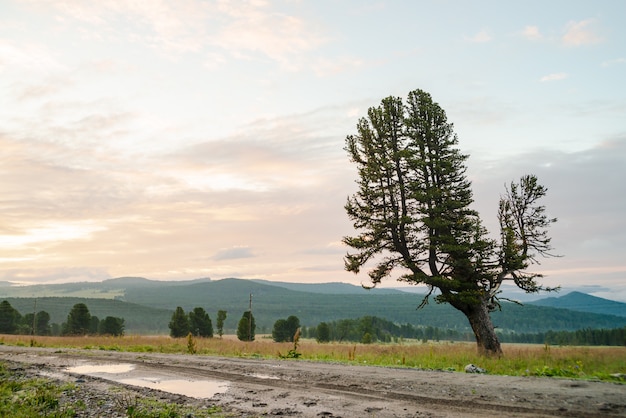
<box><xmin>5</xmin><ymin>298</ymin><xmax>623</xmax><ymax>346</ymax></box>
<box><xmin>0</xmin><ymin>300</ymin><xmax>124</xmax><ymax>336</ymax></box>
<box><xmin>168</xmin><ymin>307</ymin><xmax>258</xmax><ymax>342</ymax></box>
<box><xmin>299</xmin><ymin>315</ymin><xmax>626</xmax><ymax>347</ymax></box>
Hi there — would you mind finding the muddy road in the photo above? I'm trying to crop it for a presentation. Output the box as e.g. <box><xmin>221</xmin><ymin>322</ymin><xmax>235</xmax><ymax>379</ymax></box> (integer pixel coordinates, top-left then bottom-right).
<box><xmin>1</xmin><ymin>345</ymin><xmax>624</xmax><ymax>417</ymax></box>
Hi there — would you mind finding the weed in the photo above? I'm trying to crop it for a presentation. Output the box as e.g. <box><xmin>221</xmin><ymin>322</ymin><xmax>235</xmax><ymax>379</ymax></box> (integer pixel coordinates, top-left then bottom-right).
<box><xmin>187</xmin><ymin>332</ymin><xmax>197</xmax><ymax>355</ymax></box>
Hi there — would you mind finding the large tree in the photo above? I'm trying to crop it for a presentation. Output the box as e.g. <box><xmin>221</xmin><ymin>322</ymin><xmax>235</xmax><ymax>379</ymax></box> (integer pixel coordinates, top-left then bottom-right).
<box><xmin>169</xmin><ymin>306</ymin><xmax>190</xmax><ymax>338</ymax></box>
<box><xmin>343</xmin><ymin>89</ymin><xmax>557</xmax><ymax>356</ymax></box>
<box><xmin>0</xmin><ymin>300</ymin><xmax>21</xmax><ymax>334</ymax></box>
<box><xmin>189</xmin><ymin>307</ymin><xmax>213</xmax><ymax>337</ymax></box>
<box><xmin>236</xmin><ymin>311</ymin><xmax>256</xmax><ymax>342</ymax></box>
<box><xmin>63</xmin><ymin>303</ymin><xmax>92</xmax><ymax>335</ymax></box>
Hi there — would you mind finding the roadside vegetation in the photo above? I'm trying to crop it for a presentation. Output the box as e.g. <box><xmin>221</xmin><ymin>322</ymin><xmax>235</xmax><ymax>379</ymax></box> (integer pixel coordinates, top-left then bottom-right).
<box><xmin>1</xmin><ymin>334</ymin><xmax>624</xmax><ymax>383</ymax></box>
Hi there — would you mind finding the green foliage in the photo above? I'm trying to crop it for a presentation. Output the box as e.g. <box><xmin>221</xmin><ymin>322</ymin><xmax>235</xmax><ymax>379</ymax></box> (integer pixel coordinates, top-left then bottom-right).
<box><xmin>168</xmin><ymin>307</ymin><xmax>190</xmax><ymax>338</ymax></box>
<box><xmin>216</xmin><ymin>310</ymin><xmax>227</xmax><ymax>338</ymax></box>
<box><xmin>0</xmin><ymin>300</ymin><xmax>21</xmax><ymax>334</ymax></box>
<box><xmin>342</xmin><ymin>88</ymin><xmax>558</xmax><ymax>356</ymax></box>
<box><xmin>6</xmin><ymin>297</ymin><xmax>171</xmax><ymax>334</ymax></box>
<box><xmin>188</xmin><ymin>307</ymin><xmax>213</xmax><ymax>337</ymax></box>
<box><xmin>272</xmin><ymin>315</ymin><xmax>300</xmax><ymax>342</ymax></box>
<box><xmin>237</xmin><ymin>311</ymin><xmax>255</xmax><ymax>341</ymax></box>
<box><xmin>316</xmin><ymin>322</ymin><xmax>330</xmax><ymax>343</ymax></box>
<box><xmin>63</xmin><ymin>303</ymin><xmax>91</xmax><ymax>335</ymax></box>
<box><xmin>99</xmin><ymin>316</ymin><xmax>125</xmax><ymax>336</ymax></box>
<box><xmin>186</xmin><ymin>332</ymin><xmax>197</xmax><ymax>354</ymax></box>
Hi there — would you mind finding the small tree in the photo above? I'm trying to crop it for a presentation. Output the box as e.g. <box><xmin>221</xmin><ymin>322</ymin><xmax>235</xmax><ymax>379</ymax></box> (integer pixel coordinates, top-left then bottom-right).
<box><xmin>236</xmin><ymin>311</ymin><xmax>255</xmax><ymax>341</ymax></box>
<box><xmin>316</xmin><ymin>322</ymin><xmax>330</xmax><ymax>343</ymax></box>
<box><xmin>64</xmin><ymin>303</ymin><xmax>91</xmax><ymax>335</ymax></box>
<box><xmin>216</xmin><ymin>310</ymin><xmax>227</xmax><ymax>338</ymax></box>
<box><xmin>189</xmin><ymin>307</ymin><xmax>213</xmax><ymax>337</ymax></box>
<box><xmin>272</xmin><ymin>319</ymin><xmax>289</xmax><ymax>342</ymax></box>
<box><xmin>0</xmin><ymin>300</ymin><xmax>21</xmax><ymax>334</ymax></box>
<box><xmin>35</xmin><ymin>311</ymin><xmax>51</xmax><ymax>336</ymax></box>
<box><xmin>272</xmin><ymin>315</ymin><xmax>301</xmax><ymax>342</ymax></box>
<box><xmin>169</xmin><ymin>307</ymin><xmax>190</xmax><ymax>338</ymax></box>
<box><xmin>99</xmin><ymin>316</ymin><xmax>125</xmax><ymax>336</ymax></box>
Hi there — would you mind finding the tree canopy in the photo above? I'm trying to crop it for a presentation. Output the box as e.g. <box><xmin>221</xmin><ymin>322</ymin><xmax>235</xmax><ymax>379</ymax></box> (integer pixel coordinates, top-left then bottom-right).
<box><xmin>168</xmin><ymin>306</ymin><xmax>190</xmax><ymax>338</ymax></box>
<box><xmin>343</xmin><ymin>89</ymin><xmax>557</xmax><ymax>356</ymax></box>
<box><xmin>63</xmin><ymin>303</ymin><xmax>92</xmax><ymax>336</ymax></box>
<box><xmin>237</xmin><ymin>311</ymin><xmax>256</xmax><ymax>342</ymax></box>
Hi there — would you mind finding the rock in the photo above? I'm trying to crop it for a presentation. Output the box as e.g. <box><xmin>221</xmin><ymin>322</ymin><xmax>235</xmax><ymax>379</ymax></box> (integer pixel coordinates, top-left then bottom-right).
<box><xmin>464</xmin><ymin>364</ymin><xmax>487</xmax><ymax>374</ymax></box>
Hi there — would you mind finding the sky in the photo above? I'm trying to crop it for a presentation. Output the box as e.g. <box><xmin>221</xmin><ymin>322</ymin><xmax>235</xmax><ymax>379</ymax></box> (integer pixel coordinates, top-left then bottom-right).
<box><xmin>1</xmin><ymin>1</ymin><xmax>625</xmax><ymax>301</ymax></box>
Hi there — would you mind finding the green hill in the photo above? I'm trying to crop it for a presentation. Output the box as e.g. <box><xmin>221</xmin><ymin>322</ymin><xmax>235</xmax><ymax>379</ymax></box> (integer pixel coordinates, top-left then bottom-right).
<box><xmin>5</xmin><ymin>297</ymin><xmax>172</xmax><ymax>334</ymax></box>
<box><xmin>120</xmin><ymin>278</ymin><xmax>626</xmax><ymax>333</ymax></box>
<box><xmin>3</xmin><ymin>278</ymin><xmax>626</xmax><ymax>335</ymax></box>
<box><xmin>530</xmin><ymin>291</ymin><xmax>626</xmax><ymax>317</ymax></box>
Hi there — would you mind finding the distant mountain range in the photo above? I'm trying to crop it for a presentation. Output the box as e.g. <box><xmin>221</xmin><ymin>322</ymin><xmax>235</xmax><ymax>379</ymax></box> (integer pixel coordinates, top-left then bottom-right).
<box><xmin>2</xmin><ymin>277</ymin><xmax>626</xmax><ymax>334</ymax></box>
<box><xmin>529</xmin><ymin>291</ymin><xmax>626</xmax><ymax>318</ymax></box>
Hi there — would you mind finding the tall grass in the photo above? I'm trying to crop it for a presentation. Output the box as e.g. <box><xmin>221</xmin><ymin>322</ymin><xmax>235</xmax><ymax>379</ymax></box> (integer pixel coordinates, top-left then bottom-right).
<box><xmin>1</xmin><ymin>334</ymin><xmax>624</xmax><ymax>382</ymax></box>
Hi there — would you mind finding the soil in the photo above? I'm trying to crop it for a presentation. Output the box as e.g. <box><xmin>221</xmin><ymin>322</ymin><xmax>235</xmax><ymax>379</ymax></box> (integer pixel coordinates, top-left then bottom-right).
<box><xmin>1</xmin><ymin>345</ymin><xmax>625</xmax><ymax>417</ymax></box>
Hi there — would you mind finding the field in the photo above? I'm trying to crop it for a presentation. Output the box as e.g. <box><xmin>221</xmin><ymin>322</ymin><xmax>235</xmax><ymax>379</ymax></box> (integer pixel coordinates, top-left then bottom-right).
<box><xmin>1</xmin><ymin>334</ymin><xmax>624</xmax><ymax>382</ymax></box>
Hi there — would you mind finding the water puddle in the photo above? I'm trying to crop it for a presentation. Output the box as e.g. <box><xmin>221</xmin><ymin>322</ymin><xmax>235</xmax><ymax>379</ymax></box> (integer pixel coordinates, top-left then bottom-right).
<box><xmin>65</xmin><ymin>362</ymin><xmax>230</xmax><ymax>399</ymax></box>
<box><xmin>67</xmin><ymin>363</ymin><xmax>135</xmax><ymax>374</ymax></box>
<box><xmin>120</xmin><ymin>377</ymin><xmax>230</xmax><ymax>399</ymax></box>
<box><xmin>250</xmin><ymin>373</ymin><xmax>280</xmax><ymax>380</ymax></box>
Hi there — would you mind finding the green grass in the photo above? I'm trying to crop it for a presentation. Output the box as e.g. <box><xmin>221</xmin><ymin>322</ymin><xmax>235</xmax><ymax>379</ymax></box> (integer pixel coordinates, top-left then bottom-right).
<box><xmin>2</xmin><ymin>334</ymin><xmax>625</xmax><ymax>383</ymax></box>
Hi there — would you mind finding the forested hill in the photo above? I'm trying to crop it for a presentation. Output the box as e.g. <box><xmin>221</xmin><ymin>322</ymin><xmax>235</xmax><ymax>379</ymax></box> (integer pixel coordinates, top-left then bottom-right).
<box><xmin>530</xmin><ymin>291</ymin><xmax>626</xmax><ymax>317</ymax></box>
<box><xmin>3</xmin><ymin>278</ymin><xmax>626</xmax><ymax>335</ymax></box>
<box><xmin>117</xmin><ymin>278</ymin><xmax>626</xmax><ymax>333</ymax></box>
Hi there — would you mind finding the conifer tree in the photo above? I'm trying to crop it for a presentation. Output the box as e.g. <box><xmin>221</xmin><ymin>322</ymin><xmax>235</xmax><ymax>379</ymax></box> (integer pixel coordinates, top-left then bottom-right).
<box><xmin>344</xmin><ymin>89</ymin><xmax>557</xmax><ymax>356</ymax></box>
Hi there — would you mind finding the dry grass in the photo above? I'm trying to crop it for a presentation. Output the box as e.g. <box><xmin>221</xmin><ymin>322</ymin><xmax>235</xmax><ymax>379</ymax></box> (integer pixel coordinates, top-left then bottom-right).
<box><xmin>1</xmin><ymin>334</ymin><xmax>624</xmax><ymax>381</ymax></box>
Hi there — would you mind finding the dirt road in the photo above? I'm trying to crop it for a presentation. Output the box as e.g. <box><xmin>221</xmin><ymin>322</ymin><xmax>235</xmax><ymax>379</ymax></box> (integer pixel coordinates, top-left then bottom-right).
<box><xmin>1</xmin><ymin>345</ymin><xmax>624</xmax><ymax>417</ymax></box>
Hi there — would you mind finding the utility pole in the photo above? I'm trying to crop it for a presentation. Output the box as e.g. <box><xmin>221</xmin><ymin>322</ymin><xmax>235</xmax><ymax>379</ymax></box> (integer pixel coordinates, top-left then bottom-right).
<box><xmin>248</xmin><ymin>293</ymin><xmax>252</xmax><ymax>342</ymax></box>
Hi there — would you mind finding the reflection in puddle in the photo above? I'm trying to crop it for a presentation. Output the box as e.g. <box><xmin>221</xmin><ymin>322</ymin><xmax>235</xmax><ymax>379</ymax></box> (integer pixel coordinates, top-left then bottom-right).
<box><xmin>65</xmin><ymin>362</ymin><xmax>230</xmax><ymax>399</ymax></box>
<box><xmin>251</xmin><ymin>373</ymin><xmax>279</xmax><ymax>380</ymax></box>
<box><xmin>67</xmin><ymin>363</ymin><xmax>135</xmax><ymax>374</ymax></box>
<box><xmin>120</xmin><ymin>378</ymin><xmax>230</xmax><ymax>399</ymax></box>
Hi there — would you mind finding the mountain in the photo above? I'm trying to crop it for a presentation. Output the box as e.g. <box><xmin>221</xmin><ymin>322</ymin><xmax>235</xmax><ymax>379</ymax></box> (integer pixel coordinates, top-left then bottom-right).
<box><xmin>118</xmin><ymin>278</ymin><xmax>626</xmax><ymax>333</ymax></box>
<box><xmin>530</xmin><ymin>291</ymin><xmax>626</xmax><ymax>318</ymax></box>
<box><xmin>3</xmin><ymin>278</ymin><xmax>626</xmax><ymax>335</ymax></box>
<box><xmin>251</xmin><ymin>279</ymin><xmax>404</xmax><ymax>295</ymax></box>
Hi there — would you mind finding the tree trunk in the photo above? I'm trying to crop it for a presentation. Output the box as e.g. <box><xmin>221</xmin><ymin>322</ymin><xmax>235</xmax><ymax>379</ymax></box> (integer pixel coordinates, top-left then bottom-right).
<box><xmin>463</xmin><ymin>300</ymin><xmax>503</xmax><ymax>357</ymax></box>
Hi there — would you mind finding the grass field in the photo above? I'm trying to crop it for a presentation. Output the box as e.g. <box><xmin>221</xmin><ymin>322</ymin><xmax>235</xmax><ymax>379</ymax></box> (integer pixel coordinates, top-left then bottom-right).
<box><xmin>1</xmin><ymin>334</ymin><xmax>625</xmax><ymax>382</ymax></box>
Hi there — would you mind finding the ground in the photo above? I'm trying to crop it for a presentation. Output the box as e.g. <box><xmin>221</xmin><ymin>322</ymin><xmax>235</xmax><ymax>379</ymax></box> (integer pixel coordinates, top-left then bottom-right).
<box><xmin>1</xmin><ymin>345</ymin><xmax>625</xmax><ymax>417</ymax></box>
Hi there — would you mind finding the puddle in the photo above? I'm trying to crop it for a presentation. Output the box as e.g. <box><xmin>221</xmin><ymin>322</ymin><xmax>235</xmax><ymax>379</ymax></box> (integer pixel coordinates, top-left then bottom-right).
<box><xmin>67</xmin><ymin>363</ymin><xmax>135</xmax><ymax>374</ymax></box>
<box><xmin>250</xmin><ymin>373</ymin><xmax>280</xmax><ymax>380</ymax></box>
<box><xmin>120</xmin><ymin>377</ymin><xmax>230</xmax><ymax>399</ymax></box>
<box><xmin>65</xmin><ymin>362</ymin><xmax>229</xmax><ymax>399</ymax></box>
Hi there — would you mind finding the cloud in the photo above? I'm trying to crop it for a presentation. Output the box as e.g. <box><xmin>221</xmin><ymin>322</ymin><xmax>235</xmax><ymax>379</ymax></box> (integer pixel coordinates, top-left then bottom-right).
<box><xmin>562</xmin><ymin>19</ymin><xmax>603</xmax><ymax>46</ymax></box>
<box><xmin>212</xmin><ymin>246</ymin><xmax>255</xmax><ymax>261</ymax></box>
<box><xmin>521</xmin><ymin>25</ymin><xmax>542</xmax><ymax>41</ymax></box>
<box><xmin>465</xmin><ymin>29</ymin><xmax>492</xmax><ymax>43</ymax></box>
<box><xmin>0</xmin><ymin>267</ymin><xmax>111</xmax><ymax>285</ymax></box>
<box><xmin>540</xmin><ymin>72</ymin><xmax>568</xmax><ymax>82</ymax></box>
<box><xmin>0</xmin><ymin>39</ymin><xmax>65</xmax><ymax>74</ymax></box>
<box><xmin>469</xmin><ymin>137</ymin><xmax>626</xmax><ymax>287</ymax></box>
<box><xmin>213</xmin><ymin>5</ymin><xmax>327</xmax><ymax>70</ymax></box>
<box><xmin>27</xmin><ymin>0</ymin><xmax>327</xmax><ymax>68</ymax></box>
